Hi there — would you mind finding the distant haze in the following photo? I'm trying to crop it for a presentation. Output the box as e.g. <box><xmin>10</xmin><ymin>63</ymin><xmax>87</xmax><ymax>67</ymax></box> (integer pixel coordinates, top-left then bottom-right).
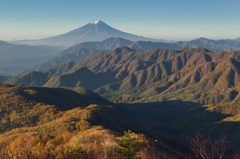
<box><xmin>17</xmin><ymin>20</ymin><xmax>158</xmax><ymax>47</ymax></box>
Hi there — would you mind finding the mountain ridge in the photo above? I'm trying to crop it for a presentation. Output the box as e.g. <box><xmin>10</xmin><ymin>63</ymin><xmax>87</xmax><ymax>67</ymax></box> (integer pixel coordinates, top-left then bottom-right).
<box><xmin>8</xmin><ymin>47</ymin><xmax>240</xmax><ymax>116</ymax></box>
<box><xmin>37</xmin><ymin>36</ymin><xmax>240</xmax><ymax>73</ymax></box>
<box><xmin>38</xmin><ymin>37</ymin><xmax>180</xmax><ymax>72</ymax></box>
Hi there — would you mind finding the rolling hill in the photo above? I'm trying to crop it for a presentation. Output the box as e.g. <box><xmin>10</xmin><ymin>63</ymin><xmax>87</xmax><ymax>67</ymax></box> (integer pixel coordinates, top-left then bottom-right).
<box><xmin>0</xmin><ymin>84</ymin><xmax>188</xmax><ymax>158</ymax></box>
<box><xmin>0</xmin><ymin>84</ymin><xmax>110</xmax><ymax>133</ymax></box>
<box><xmin>1</xmin><ymin>84</ymin><xmax>240</xmax><ymax>158</ymax></box>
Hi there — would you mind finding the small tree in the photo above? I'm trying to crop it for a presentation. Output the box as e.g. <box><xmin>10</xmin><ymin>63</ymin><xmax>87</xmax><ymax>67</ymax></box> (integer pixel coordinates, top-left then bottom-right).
<box><xmin>189</xmin><ymin>134</ymin><xmax>229</xmax><ymax>159</ymax></box>
<box><xmin>116</xmin><ymin>130</ymin><xmax>147</xmax><ymax>159</ymax></box>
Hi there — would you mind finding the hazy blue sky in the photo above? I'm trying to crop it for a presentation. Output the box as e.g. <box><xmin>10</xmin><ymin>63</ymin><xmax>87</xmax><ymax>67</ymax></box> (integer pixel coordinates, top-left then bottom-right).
<box><xmin>0</xmin><ymin>0</ymin><xmax>239</xmax><ymax>40</ymax></box>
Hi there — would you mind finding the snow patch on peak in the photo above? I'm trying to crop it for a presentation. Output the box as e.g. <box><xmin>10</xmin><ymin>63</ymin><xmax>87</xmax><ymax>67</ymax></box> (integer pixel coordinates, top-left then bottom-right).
<box><xmin>89</xmin><ymin>19</ymin><xmax>101</xmax><ymax>24</ymax></box>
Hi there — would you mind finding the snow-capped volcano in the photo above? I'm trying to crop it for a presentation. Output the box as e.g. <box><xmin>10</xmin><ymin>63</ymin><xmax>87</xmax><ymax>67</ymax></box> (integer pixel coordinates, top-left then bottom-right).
<box><xmin>89</xmin><ymin>19</ymin><xmax>101</xmax><ymax>24</ymax></box>
<box><xmin>17</xmin><ymin>20</ymin><xmax>156</xmax><ymax>47</ymax></box>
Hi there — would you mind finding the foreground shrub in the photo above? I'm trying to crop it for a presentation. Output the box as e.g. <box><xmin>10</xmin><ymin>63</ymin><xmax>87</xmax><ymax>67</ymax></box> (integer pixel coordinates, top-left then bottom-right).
<box><xmin>0</xmin><ymin>129</ymin><xmax>171</xmax><ymax>159</ymax></box>
<box><xmin>116</xmin><ymin>130</ymin><xmax>149</xmax><ymax>159</ymax></box>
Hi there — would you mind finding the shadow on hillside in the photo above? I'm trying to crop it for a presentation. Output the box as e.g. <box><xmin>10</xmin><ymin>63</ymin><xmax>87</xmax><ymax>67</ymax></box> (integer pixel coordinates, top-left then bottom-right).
<box><xmin>19</xmin><ymin>87</ymin><xmax>110</xmax><ymax>110</ymax></box>
<box><xmin>90</xmin><ymin>100</ymin><xmax>240</xmax><ymax>153</ymax></box>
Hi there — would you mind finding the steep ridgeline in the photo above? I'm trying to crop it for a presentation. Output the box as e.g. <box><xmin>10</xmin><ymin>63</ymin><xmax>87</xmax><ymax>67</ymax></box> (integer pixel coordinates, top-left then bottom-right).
<box><xmin>38</xmin><ymin>37</ymin><xmax>240</xmax><ymax>72</ymax></box>
<box><xmin>39</xmin><ymin>37</ymin><xmax>179</xmax><ymax>72</ymax></box>
<box><xmin>75</xmin><ymin>48</ymin><xmax>240</xmax><ymax>114</ymax></box>
<box><xmin>8</xmin><ymin>47</ymin><xmax>240</xmax><ymax>115</ymax></box>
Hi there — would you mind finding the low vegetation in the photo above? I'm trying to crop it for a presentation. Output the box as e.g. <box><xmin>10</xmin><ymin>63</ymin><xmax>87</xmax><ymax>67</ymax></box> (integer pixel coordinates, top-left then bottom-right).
<box><xmin>0</xmin><ymin>105</ymin><xmax>166</xmax><ymax>159</ymax></box>
<box><xmin>1</xmin><ymin>84</ymin><xmax>240</xmax><ymax>158</ymax></box>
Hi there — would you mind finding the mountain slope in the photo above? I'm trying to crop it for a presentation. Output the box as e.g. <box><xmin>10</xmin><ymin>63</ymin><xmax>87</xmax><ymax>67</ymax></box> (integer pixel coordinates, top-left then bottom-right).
<box><xmin>6</xmin><ymin>71</ymin><xmax>51</xmax><ymax>86</ymax></box>
<box><xmin>17</xmin><ymin>20</ymin><xmax>156</xmax><ymax>47</ymax></box>
<box><xmin>77</xmin><ymin>48</ymin><xmax>240</xmax><ymax>112</ymax></box>
<box><xmin>0</xmin><ymin>40</ymin><xmax>13</xmax><ymax>50</ymax></box>
<box><xmin>38</xmin><ymin>37</ymin><xmax>134</xmax><ymax>71</ymax></box>
<box><xmin>0</xmin><ymin>84</ymin><xmax>110</xmax><ymax>132</ymax></box>
<box><xmin>44</xmin><ymin>67</ymin><xmax>113</xmax><ymax>89</ymax></box>
<box><xmin>12</xmin><ymin>47</ymin><xmax>240</xmax><ymax>114</ymax></box>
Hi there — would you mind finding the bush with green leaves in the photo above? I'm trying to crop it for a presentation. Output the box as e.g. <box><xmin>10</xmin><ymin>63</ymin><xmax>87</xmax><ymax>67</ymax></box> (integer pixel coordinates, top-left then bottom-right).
<box><xmin>116</xmin><ymin>130</ymin><xmax>148</xmax><ymax>159</ymax></box>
